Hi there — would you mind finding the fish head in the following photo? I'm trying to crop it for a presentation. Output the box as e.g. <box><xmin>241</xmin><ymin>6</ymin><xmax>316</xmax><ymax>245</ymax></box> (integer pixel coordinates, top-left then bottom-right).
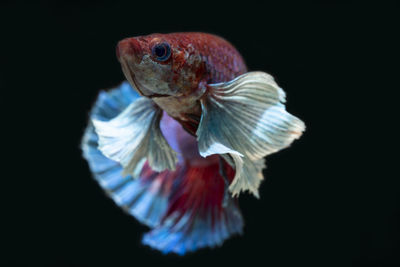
<box><xmin>116</xmin><ymin>34</ymin><xmax>205</xmax><ymax>98</ymax></box>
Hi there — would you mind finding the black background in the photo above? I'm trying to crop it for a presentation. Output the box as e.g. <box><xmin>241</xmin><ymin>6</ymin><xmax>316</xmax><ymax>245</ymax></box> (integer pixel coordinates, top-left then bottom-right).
<box><xmin>1</xmin><ymin>1</ymin><xmax>398</xmax><ymax>266</ymax></box>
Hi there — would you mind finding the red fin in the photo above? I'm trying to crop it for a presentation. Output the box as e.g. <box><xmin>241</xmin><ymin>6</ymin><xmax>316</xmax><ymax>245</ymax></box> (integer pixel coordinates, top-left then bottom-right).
<box><xmin>164</xmin><ymin>159</ymin><xmax>233</xmax><ymax>224</ymax></box>
<box><xmin>142</xmin><ymin>158</ymin><xmax>243</xmax><ymax>255</ymax></box>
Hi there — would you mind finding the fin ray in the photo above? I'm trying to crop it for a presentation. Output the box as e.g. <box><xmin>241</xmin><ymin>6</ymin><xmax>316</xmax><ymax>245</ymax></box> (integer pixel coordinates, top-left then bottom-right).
<box><xmin>197</xmin><ymin>71</ymin><xmax>305</xmax><ymax>196</ymax></box>
<box><xmin>142</xmin><ymin>161</ymin><xmax>243</xmax><ymax>255</ymax></box>
<box><xmin>92</xmin><ymin>97</ymin><xmax>178</xmax><ymax>174</ymax></box>
<box><xmin>81</xmin><ymin>82</ymin><xmax>171</xmax><ymax>228</ymax></box>
<box><xmin>82</xmin><ymin>81</ymin><xmax>246</xmax><ymax>254</ymax></box>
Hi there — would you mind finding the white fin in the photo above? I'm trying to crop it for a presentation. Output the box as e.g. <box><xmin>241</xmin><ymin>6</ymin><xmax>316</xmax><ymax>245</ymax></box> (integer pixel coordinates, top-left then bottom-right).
<box><xmin>227</xmin><ymin>155</ymin><xmax>265</xmax><ymax>197</ymax></box>
<box><xmin>92</xmin><ymin>97</ymin><xmax>177</xmax><ymax>175</ymax></box>
<box><xmin>197</xmin><ymin>71</ymin><xmax>305</xmax><ymax>196</ymax></box>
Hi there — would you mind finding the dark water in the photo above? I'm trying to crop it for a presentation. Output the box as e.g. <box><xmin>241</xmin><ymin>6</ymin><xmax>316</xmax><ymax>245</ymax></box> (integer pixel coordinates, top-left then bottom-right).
<box><xmin>1</xmin><ymin>1</ymin><xmax>397</xmax><ymax>266</ymax></box>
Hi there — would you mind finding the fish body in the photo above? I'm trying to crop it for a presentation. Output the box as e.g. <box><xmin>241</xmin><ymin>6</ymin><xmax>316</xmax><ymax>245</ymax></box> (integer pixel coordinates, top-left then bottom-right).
<box><xmin>81</xmin><ymin>32</ymin><xmax>305</xmax><ymax>255</ymax></box>
<box><xmin>116</xmin><ymin>33</ymin><xmax>247</xmax><ymax>134</ymax></box>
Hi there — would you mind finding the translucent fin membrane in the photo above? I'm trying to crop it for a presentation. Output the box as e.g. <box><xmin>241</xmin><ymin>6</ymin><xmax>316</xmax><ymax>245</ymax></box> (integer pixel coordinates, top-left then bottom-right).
<box><xmin>81</xmin><ymin>82</ymin><xmax>244</xmax><ymax>254</ymax></box>
<box><xmin>92</xmin><ymin>95</ymin><xmax>177</xmax><ymax>175</ymax></box>
<box><xmin>81</xmin><ymin>82</ymin><xmax>170</xmax><ymax>227</ymax></box>
<box><xmin>197</xmin><ymin>72</ymin><xmax>305</xmax><ymax>197</ymax></box>
<box><xmin>143</xmin><ymin>161</ymin><xmax>243</xmax><ymax>255</ymax></box>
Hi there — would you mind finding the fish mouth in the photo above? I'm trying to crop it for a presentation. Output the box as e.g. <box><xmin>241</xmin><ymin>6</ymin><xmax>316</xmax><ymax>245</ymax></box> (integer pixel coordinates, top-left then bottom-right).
<box><xmin>119</xmin><ymin>59</ymin><xmax>171</xmax><ymax>99</ymax></box>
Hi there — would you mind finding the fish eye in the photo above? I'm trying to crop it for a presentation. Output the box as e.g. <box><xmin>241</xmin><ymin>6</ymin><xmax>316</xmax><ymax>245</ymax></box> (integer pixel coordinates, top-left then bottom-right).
<box><xmin>151</xmin><ymin>42</ymin><xmax>171</xmax><ymax>62</ymax></box>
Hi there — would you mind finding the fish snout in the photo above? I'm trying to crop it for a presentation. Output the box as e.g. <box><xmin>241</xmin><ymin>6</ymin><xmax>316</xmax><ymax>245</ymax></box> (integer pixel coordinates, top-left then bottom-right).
<box><xmin>116</xmin><ymin>38</ymin><xmax>143</xmax><ymax>64</ymax></box>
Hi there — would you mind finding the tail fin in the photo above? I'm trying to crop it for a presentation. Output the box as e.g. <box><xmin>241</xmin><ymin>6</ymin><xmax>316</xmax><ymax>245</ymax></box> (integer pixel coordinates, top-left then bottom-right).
<box><xmin>81</xmin><ymin>82</ymin><xmax>171</xmax><ymax>227</ymax></box>
<box><xmin>81</xmin><ymin>82</ymin><xmax>244</xmax><ymax>254</ymax></box>
<box><xmin>143</xmin><ymin>161</ymin><xmax>244</xmax><ymax>255</ymax></box>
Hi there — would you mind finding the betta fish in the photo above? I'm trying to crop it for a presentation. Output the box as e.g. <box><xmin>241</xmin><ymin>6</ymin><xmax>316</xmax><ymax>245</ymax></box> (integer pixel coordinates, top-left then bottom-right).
<box><xmin>81</xmin><ymin>32</ymin><xmax>305</xmax><ymax>255</ymax></box>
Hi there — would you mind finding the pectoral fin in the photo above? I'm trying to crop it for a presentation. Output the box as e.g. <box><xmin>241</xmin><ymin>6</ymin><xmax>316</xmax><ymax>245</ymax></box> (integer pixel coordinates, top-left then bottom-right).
<box><xmin>197</xmin><ymin>71</ymin><xmax>305</xmax><ymax>196</ymax></box>
<box><xmin>92</xmin><ymin>97</ymin><xmax>178</xmax><ymax>175</ymax></box>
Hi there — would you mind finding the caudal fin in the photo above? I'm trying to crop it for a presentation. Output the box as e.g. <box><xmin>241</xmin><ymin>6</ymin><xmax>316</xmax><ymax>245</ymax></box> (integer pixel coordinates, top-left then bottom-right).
<box><xmin>81</xmin><ymin>82</ymin><xmax>170</xmax><ymax>227</ymax></box>
<box><xmin>142</xmin><ymin>160</ymin><xmax>244</xmax><ymax>255</ymax></box>
<box><xmin>81</xmin><ymin>82</ymin><xmax>244</xmax><ymax>255</ymax></box>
